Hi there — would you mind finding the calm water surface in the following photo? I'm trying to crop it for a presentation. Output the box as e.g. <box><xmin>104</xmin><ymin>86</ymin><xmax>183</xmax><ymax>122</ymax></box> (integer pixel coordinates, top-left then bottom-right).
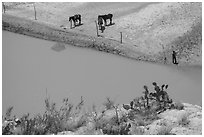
<box><xmin>2</xmin><ymin>31</ymin><xmax>202</xmax><ymax>117</ymax></box>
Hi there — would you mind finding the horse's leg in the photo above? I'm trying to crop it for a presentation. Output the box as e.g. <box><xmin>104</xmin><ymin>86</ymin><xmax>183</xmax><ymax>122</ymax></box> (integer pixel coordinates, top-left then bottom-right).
<box><xmin>101</xmin><ymin>25</ymin><xmax>103</xmax><ymax>33</ymax></box>
<box><xmin>79</xmin><ymin>18</ymin><xmax>81</xmax><ymax>25</ymax></box>
<box><xmin>99</xmin><ymin>24</ymin><xmax>101</xmax><ymax>30</ymax></box>
<box><xmin>70</xmin><ymin>21</ymin><xmax>72</xmax><ymax>29</ymax></box>
<box><xmin>76</xmin><ymin>19</ymin><xmax>78</xmax><ymax>26</ymax></box>
<box><xmin>74</xmin><ymin>20</ymin><xmax>76</xmax><ymax>27</ymax></box>
<box><xmin>104</xmin><ymin>19</ymin><xmax>107</xmax><ymax>26</ymax></box>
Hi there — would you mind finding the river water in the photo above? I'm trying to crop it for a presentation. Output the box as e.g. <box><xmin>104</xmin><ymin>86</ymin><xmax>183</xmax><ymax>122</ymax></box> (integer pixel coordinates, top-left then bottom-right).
<box><xmin>2</xmin><ymin>31</ymin><xmax>202</xmax><ymax>117</ymax></box>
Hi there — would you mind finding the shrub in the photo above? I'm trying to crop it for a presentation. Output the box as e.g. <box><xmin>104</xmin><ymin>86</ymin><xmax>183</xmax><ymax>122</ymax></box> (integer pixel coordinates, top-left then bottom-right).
<box><xmin>65</xmin><ymin>114</ymin><xmax>88</xmax><ymax>132</ymax></box>
<box><xmin>173</xmin><ymin>102</ymin><xmax>184</xmax><ymax>110</ymax></box>
<box><xmin>178</xmin><ymin>114</ymin><xmax>190</xmax><ymax>126</ymax></box>
<box><xmin>103</xmin><ymin>97</ymin><xmax>114</xmax><ymax>110</ymax></box>
<box><xmin>2</xmin><ymin>96</ymin><xmax>87</xmax><ymax>135</ymax></box>
<box><xmin>5</xmin><ymin>106</ymin><xmax>14</xmax><ymax>119</ymax></box>
<box><xmin>98</xmin><ymin>104</ymin><xmax>131</xmax><ymax>135</ymax></box>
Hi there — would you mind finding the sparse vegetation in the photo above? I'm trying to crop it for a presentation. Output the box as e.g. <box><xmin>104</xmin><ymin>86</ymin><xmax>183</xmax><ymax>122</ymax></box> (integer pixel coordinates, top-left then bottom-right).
<box><xmin>178</xmin><ymin>113</ymin><xmax>190</xmax><ymax>127</ymax></box>
<box><xmin>103</xmin><ymin>97</ymin><xmax>115</xmax><ymax>110</ymax></box>
<box><xmin>1</xmin><ymin>82</ymin><xmax>198</xmax><ymax>135</ymax></box>
<box><xmin>5</xmin><ymin>106</ymin><xmax>14</xmax><ymax>119</ymax></box>
<box><xmin>2</xmin><ymin>96</ymin><xmax>87</xmax><ymax>135</ymax></box>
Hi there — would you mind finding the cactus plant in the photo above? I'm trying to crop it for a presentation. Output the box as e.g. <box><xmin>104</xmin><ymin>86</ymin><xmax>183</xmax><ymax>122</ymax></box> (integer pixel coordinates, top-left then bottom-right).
<box><xmin>130</xmin><ymin>101</ymin><xmax>134</xmax><ymax>109</ymax></box>
<box><xmin>152</xmin><ymin>82</ymin><xmax>161</xmax><ymax>102</ymax></box>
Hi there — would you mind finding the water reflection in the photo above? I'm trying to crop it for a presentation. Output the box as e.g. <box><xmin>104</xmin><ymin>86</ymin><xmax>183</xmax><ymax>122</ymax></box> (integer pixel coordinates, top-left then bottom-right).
<box><xmin>51</xmin><ymin>42</ymin><xmax>66</xmax><ymax>52</ymax></box>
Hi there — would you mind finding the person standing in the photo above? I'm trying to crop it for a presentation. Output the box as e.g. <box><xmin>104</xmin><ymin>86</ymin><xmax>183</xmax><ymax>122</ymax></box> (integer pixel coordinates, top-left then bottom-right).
<box><xmin>172</xmin><ymin>50</ymin><xmax>178</xmax><ymax>64</ymax></box>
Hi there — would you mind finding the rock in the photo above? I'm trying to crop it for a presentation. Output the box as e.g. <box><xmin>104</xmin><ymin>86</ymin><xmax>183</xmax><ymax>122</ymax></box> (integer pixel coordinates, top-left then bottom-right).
<box><xmin>188</xmin><ymin>117</ymin><xmax>202</xmax><ymax>132</ymax></box>
<box><xmin>171</xmin><ymin>126</ymin><xmax>201</xmax><ymax>135</ymax></box>
<box><xmin>56</xmin><ymin>102</ymin><xmax>202</xmax><ymax>135</ymax></box>
<box><xmin>171</xmin><ymin>127</ymin><xmax>189</xmax><ymax>135</ymax></box>
<box><xmin>144</xmin><ymin>118</ymin><xmax>174</xmax><ymax>135</ymax></box>
<box><xmin>57</xmin><ymin>122</ymin><xmax>103</xmax><ymax>135</ymax></box>
<box><xmin>145</xmin><ymin>125</ymin><xmax>163</xmax><ymax>135</ymax></box>
<box><xmin>183</xmin><ymin>103</ymin><xmax>202</xmax><ymax>116</ymax></box>
<box><xmin>155</xmin><ymin>103</ymin><xmax>202</xmax><ymax>135</ymax></box>
<box><xmin>158</xmin><ymin>109</ymin><xmax>187</xmax><ymax>123</ymax></box>
<box><xmin>129</xmin><ymin>124</ymin><xmax>145</xmax><ymax>135</ymax></box>
<box><xmin>102</xmin><ymin>105</ymin><xmax>129</xmax><ymax>122</ymax></box>
<box><xmin>183</xmin><ymin>103</ymin><xmax>202</xmax><ymax>109</ymax></box>
<box><xmin>189</xmin><ymin>111</ymin><xmax>202</xmax><ymax>119</ymax></box>
<box><xmin>75</xmin><ymin>122</ymin><xmax>103</xmax><ymax>135</ymax></box>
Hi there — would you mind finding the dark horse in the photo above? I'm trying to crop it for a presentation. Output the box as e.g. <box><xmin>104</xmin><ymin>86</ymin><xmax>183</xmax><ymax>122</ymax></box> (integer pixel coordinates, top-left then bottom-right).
<box><xmin>69</xmin><ymin>14</ymin><xmax>81</xmax><ymax>28</ymax></box>
<box><xmin>98</xmin><ymin>14</ymin><xmax>113</xmax><ymax>33</ymax></box>
<box><xmin>98</xmin><ymin>14</ymin><xmax>113</xmax><ymax>27</ymax></box>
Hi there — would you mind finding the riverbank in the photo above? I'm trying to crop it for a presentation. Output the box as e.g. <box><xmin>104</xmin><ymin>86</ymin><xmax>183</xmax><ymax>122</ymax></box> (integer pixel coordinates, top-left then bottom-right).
<box><xmin>2</xmin><ymin>2</ymin><xmax>202</xmax><ymax>66</ymax></box>
<box><xmin>2</xmin><ymin>14</ymin><xmax>157</xmax><ymax>64</ymax></box>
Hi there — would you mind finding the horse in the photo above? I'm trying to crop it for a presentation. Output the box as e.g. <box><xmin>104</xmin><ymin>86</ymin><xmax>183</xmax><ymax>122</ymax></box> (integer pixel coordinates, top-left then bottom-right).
<box><xmin>98</xmin><ymin>16</ymin><xmax>105</xmax><ymax>33</ymax></box>
<box><xmin>69</xmin><ymin>14</ymin><xmax>81</xmax><ymax>28</ymax></box>
<box><xmin>98</xmin><ymin>13</ymin><xmax>113</xmax><ymax>26</ymax></box>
